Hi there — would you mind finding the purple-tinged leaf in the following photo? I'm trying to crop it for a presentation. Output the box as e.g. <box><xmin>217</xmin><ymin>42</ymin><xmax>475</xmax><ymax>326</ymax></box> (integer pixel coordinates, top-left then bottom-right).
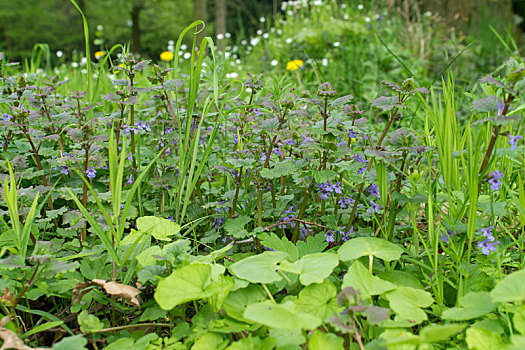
<box><xmin>371</xmin><ymin>96</ymin><xmax>401</xmax><ymax>111</ymax></box>
<box><xmin>472</xmin><ymin>95</ymin><xmax>502</xmax><ymax>113</ymax></box>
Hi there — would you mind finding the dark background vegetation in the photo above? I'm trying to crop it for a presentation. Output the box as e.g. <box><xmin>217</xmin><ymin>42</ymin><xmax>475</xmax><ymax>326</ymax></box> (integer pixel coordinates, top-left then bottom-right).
<box><xmin>0</xmin><ymin>0</ymin><xmax>524</xmax><ymax>62</ymax></box>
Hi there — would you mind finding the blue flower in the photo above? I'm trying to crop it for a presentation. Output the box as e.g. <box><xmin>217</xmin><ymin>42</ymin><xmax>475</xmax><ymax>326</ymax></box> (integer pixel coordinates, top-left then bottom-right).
<box><xmin>348</xmin><ymin>129</ymin><xmax>358</xmax><ymax>139</ymax></box>
<box><xmin>127</xmin><ymin>174</ymin><xmax>134</xmax><ymax>184</ymax></box>
<box><xmin>254</xmin><ymin>108</ymin><xmax>261</xmax><ymax>117</ymax></box>
<box><xmin>338</xmin><ymin>196</ymin><xmax>354</xmax><ymax>209</ymax></box>
<box><xmin>508</xmin><ymin>134</ymin><xmax>523</xmax><ymax>150</ymax></box>
<box><xmin>301</xmin><ymin>134</ymin><xmax>314</xmax><ymax>145</ymax></box>
<box><xmin>273</xmin><ymin>148</ymin><xmax>283</xmax><ymax>156</ymax></box>
<box><xmin>488</xmin><ymin>170</ymin><xmax>503</xmax><ymax>190</ymax></box>
<box><xmin>325</xmin><ymin>231</ymin><xmax>335</xmax><ymax>243</ymax></box>
<box><xmin>284</xmin><ymin>139</ymin><xmax>295</xmax><ymax>146</ymax></box>
<box><xmin>1</xmin><ymin>113</ymin><xmax>12</xmax><ymax>122</ymax></box>
<box><xmin>317</xmin><ymin>181</ymin><xmax>342</xmax><ymax>200</ymax></box>
<box><xmin>366</xmin><ymin>200</ymin><xmax>382</xmax><ymax>214</ymax></box>
<box><xmin>86</xmin><ymin>166</ymin><xmax>97</xmax><ymax>179</ymax></box>
<box><xmin>60</xmin><ymin>165</ymin><xmax>70</xmax><ymax>175</ymax></box>
<box><xmin>440</xmin><ymin>230</ymin><xmax>454</xmax><ymax>243</ymax></box>
<box><xmin>480</xmin><ymin>226</ymin><xmax>494</xmax><ymax>240</ymax></box>
<box><xmin>354</xmin><ymin>153</ymin><xmax>367</xmax><ymax>163</ymax></box>
<box><xmin>366</xmin><ymin>184</ymin><xmax>380</xmax><ymax>199</ymax></box>
<box><xmin>477</xmin><ymin>239</ymin><xmax>499</xmax><ymax>255</ymax></box>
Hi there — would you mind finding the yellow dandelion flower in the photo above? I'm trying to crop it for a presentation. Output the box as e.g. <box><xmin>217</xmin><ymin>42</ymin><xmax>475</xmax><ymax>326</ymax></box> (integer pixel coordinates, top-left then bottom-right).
<box><xmin>94</xmin><ymin>51</ymin><xmax>105</xmax><ymax>60</ymax></box>
<box><xmin>113</xmin><ymin>63</ymin><xmax>125</xmax><ymax>74</ymax></box>
<box><xmin>286</xmin><ymin>59</ymin><xmax>304</xmax><ymax>71</ymax></box>
<box><xmin>160</xmin><ymin>51</ymin><xmax>174</xmax><ymax>61</ymax></box>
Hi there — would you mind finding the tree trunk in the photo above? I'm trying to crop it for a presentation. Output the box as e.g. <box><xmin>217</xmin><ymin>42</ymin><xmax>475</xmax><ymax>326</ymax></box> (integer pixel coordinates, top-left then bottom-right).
<box><xmin>215</xmin><ymin>0</ymin><xmax>226</xmax><ymax>50</ymax></box>
<box><xmin>193</xmin><ymin>0</ymin><xmax>207</xmax><ymax>47</ymax></box>
<box><xmin>131</xmin><ymin>4</ymin><xmax>142</xmax><ymax>53</ymax></box>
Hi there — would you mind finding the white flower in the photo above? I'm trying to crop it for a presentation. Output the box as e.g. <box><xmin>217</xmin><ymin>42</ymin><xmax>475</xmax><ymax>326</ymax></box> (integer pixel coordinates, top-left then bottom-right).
<box><xmin>167</xmin><ymin>45</ymin><xmax>174</xmax><ymax>52</ymax></box>
<box><xmin>181</xmin><ymin>44</ymin><xmax>187</xmax><ymax>50</ymax></box>
<box><xmin>256</xmin><ymin>30</ymin><xmax>263</xmax><ymax>35</ymax></box>
<box><xmin>357</xmin><ymin>4</ymin><xmax>364</xmax><ymax>10</ymax></box>
<box><xmin>285</xmin><ymin>38</ymin><xmax>293</xmax><ymax>44</ymax></box>
<box><xmin>80</xmin><ymin>57</ymin><xmax>87</xmax><ymax>65</ymax></box>
<box><xmin>281</xmin><ymin>2</ymin><xmax>287</xmax><ymax>11</ymax></box>
<box><xmin>341</xmin><ymin>4</ymin><xmax>347</xmax><ymax>9</ymax></box>
<box><xmin>108</xmin><ymin>74</ymin><xmax>115</xmax><ymax>80</ymax></box>
<box><xmin>56</xmin><ymin>50</ymin><xmax>63</xmax><ymax>58</ymax></box>
<box><xmin>179</xmin><ymin>51</ymin><xmax>183</xmax><ymax>56</ymax></box>
<box><xmin>260</xmin><ymin>17</ymin><xmax>266</xmax><ymax>23</ymax></box>
<box><xmin>233</xmin><ymin>45</ymin><xmax>238</xmax><ymax>52</ymax></box>
<box><xmin>225</xmin><ymin>32</ymin><xmax>231</xmax><ymax>38</ymax></box>
<box><xmin>54</xmin><ymin>68</ymin><xmax>60</xmax><ymax>74</ymax></box>
<box><xmin>168</xmin><ymin>40</ymin><xmax>174</xmax><ymax>45</ymax></box>
<box><xmin>127</xmin><ymin>19</ymin><xmax>133</xmax><ymax>27</ymax></box>
<box><xmin>183</xmin><ymin>52</ymin><xmax>191</xmax><ymax>59</ymax></box>
<box><xmin>270</xmin><ymin>59</ymin><xmax>278</xmax><ymax>66</ymax></box>
<box><xmin>226</xmin><ymin>72</ymin><xmax>238</xmax><ymax>79</ymax></box>
<box><xmin>287</xmin><ymin>10</ymin><xmax>293</xmax><ymax>16</ymax></box>
<box><xmin>277</xmin><ymin>29</ymin><xmax>282</xmax><ymax>35</ymax></box>
<box><xmin>217</xmin><ymin>33</ymin><xmax>225</xmax><ymax>40</ymax></box>
<box><xmin>81</xmin><ymin>69</ymin><xmax>87</xmax><ymax>74</ymax></box>
<box><xmin>225</xmin><ymin>52</ymin><xmax>231</xmax><ymax>59</ymax></box>
<box><xmin>271</xmin><ymin>27</ymin><xmax>275</xmax><ymax>33</ymax></box>
<box><xmin>313</xmin><ymin>0</ymin><xmax>322</xmax><ymax>5</ymax></box>
<box><xmin>97</xmin><ymin>25</ymin><xmax>104</xmax><ymax>31</ymax></box>
<box><xmin>235</xmin><ymin>59</ymin><xmax>241</xmax><ymax>65</ymax></box>
<box><xmin>250</xmin><ymin>37</ymin><xmax>260</xmax><ymax>46</ymax></box>
<box><xmin>365</xmin><ymin>17</ymin><xmax>371</xmax><ymax>22</ymax></box>
<box><xmin>424</xmin><ymin>11</ymin><xmax>432</xmax><ymax>17</ymax></box>
<box><xmin>343</xmin><ymin>14</ymin><xmax>349</xmax><ymax>20</ymax></box>
<box><xmin>333</xmin><ymin>42</ymin><xmax>340</xmax><ymax>47</ymax></box>
<box><xmin>321</xmin><ymin>58</ymin><xmax>328</xmax><ymax>66</ymax></box>
<box><xmin>374</xmin><ymin>14</ymin><xmax>380</xmax><ymax>20</ymax></box>
<box><xmin>263</xmin><ymin>33</ymin><xmax>269</xmax><ymax>39</ymax></box>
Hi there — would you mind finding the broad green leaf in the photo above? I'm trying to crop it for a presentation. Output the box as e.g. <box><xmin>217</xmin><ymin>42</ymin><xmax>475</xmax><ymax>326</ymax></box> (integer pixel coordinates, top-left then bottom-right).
<box><xmin>208</xmin><ymin>275</ymin><xmax>235</xmax><ymax>312</ymax></box>
<box><xmin>280</xmin><ymin>253</ymin><xmax>339</xmax><ymax>285</ymax></box>
<box><xmin>491</xmin><ymin>269</ymin><xmax>525</xmax><ymax>303</ymax></box>
<box><xmin>244</xmin><ymin>301</ymin><xmax>322</xmax><ymax>330</ymax></box>
<box><xmin>466</xmin><ymin>328</ymin><xmax>504</xmax><ymax>350</ymax></box>
<box><xmin>259</xmin><ymin>232</ymin><xmax>299</xmax><ymax>262</ymax></box>
<box><xmin>513</xmin><ymin>305</ymin><xmax>525</xmax><ymax>335</ymax></box>
<box><xmin>342</xmin><ymin>261</ymin><xmax>395</xmax><ymax>299</ymax></box>
<box><xmin>224</xmin><ymin>215</ymin><xmax>252</xmax><ymax>239</ymax></box>
<box><xmin>312</xmin><ymin>169</ymin><xmax>338</xmax><ymax>183</ymax></box>
<box><xmin>338</xmin><ymin>237</ymin><xmax>403</xmax><ymax>262</ymax></box>
<box><xmin>294</xmin><ymin>280</ymin><xmax>339</xmax><ymax>320</ymax></box>
<box><xmin>226</xmin><ymin>335</ymin><xmax>275</xmax><ymax>350</ymax></box>
<box><xmin>442</xmin><ymin>292</ymin><xmax>496</xmax><ymax>321</ymax></box>
<box><xmin>155</xmin><ymin>263</ymin><xmax>220</xmax><ymax>310</ymax></box>
<box><xmin>385</xmin><ymin>286</ymin><xmax>434</xmax><ymax>324</ymax></box>
<box><xmin>269</xmin><ymin>328</ymin><xmax>305</xmax><ymax>348</ymax></box>
<box><xmin>309</xmin><ymin>331</ymin><xmax>344</xmax><ymax>350</ymax></box>
<box><xmin>191</xmin><ymin>332</ymin><xmax>228</xmax><ymax>350</ymax></box>
<box><xmin>51</xmin><ymin>335</ymin><xmax>88</xmax><ymax>350</ymax></box>
<box><xmin>136</xmin><ymin>245</ymin><xmax>162</xmax><ymax>268</ymax></box>
<box><xmin>378</xmin><ymin>270</ymin><xmax>423</xmax><ymax>289</ymax></box>
<box><xmin>229</xmin><ymin>251</ymin><xmax>288</xmax><ymax>284</ymax></box>
<box><xmin>136</xmin><ymin>216</ymin><xmax>180</xmax><ymax>241</ymax></box>
<box><xmin>419</xmin><ymin>323</ymin><xmax>467</xmax><ymax>342</ymax></box>
<box><xmin>224</xmin><ymin>284</ymin><xmax>268</xmax><ymax>323</ymax></box>
<box><xmin>296</xmin><ymin>233</ymin><xmax>328</xmax><ymax>256</ymax></box>
<box><xmin>77</xmin><ymin>310</ymin><xmax>103</xmax><ymax>333</ymax></box>
<box><xmin>260</xmin><ymin>160</ymin><xmax>295</xmax><ymax>179</ymax></box>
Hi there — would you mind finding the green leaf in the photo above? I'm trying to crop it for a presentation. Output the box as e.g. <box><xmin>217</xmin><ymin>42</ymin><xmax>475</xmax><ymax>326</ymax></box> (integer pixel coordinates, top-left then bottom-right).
<box><xmin>259</xmin><ymin>232</ymin><xmax>299</xmax><ymax>262</ymax></box>
<box><xmin>136</xmin><ymin>245</ymin><xmax>162</xmax><ymax>268</ymax></box>
<box><xmin>294</xmin><ymin>280</ymin><xmax>339</xmax><ymax>320</ymax></box>
<box><xmin>442</xmin><ymin>291</ymin><xmax>496</xmax><ymax>321</ymax></box>
<box><xmin>226</xmin><ymin>335</ymin><xmax>275</xmax><ymax>350</ymax></box>
<box><xmin>309</xmin><ymin>331</ymin><xmax>344</xmax><ymax>350</ymax></box>
<box><xmin>154</xmin><ymin>263</ymin><xmax>221</xmax><ymax>310</ymax></box>
<box><xmin>296</xmin><ymin>233</ymin><xmax>328</xmax><ymax>256</ymax></box>
<box><xmin>260</xmin><ymin>160</ymin><xmax>295</xmax><ymax>179</ymax></box>
<box><xmin>244</xmin><ymin>301</ymin><xmax>322</xmax><ymax>330</ymax></box>
<box><xmin>280</xmin><ymin>253</ymin><xmax>339</xmax><ymax>285</ymax></box>
<box><xmin>385</xmin><ymin>287</ymin><xmax>434</xmax><ymax>324</ymax></box>
<box><xmin>229</xmin><ymin>251</ymin><xmax>288</xmax><ymax>284</ymax></box>
<box><xmin>419</xmin><ymin>323</ymin><xmax>467</xmax><ymax>342</ymax></box>
<box><xmin>136</xmin><ymin>216</ymin><xmax>180</xmax><ymax>241</ymax></box>
<box><xmin>224</xmin><ymin>285</ymin><xmax>268</xmax><ymax>323</ymax></box>
<box><xmin>192</xmin><ymin>332</ymin><xmax>228</xmax><ymax>350</ymax></box>
<box><xmin>491</xmin><ymin>269</ymin><xmax>525</xmax><ymax>303</ymax></box>
<box><xmin>77</xmin><ymin>310</ymin><xmax>103</xmax><ymax>334</ymax></box>
<box><xmin>224</xmin><ymin>216</ymin><xmax>252</xmax><ymax>239</ymax></box>
<box><xmin>338</xmin><ymin>237</ymin><xmax>403</xmax><ymax>262</ymax></box>
<box><xmin>312</xmin><ymin>169</ymin><xmax>338</xmax><ymax>183</ymax></box>
<box><xmin>51</xmin><ymin>335</ymin><xmax>88</xmax><ymax>350</ymax></box>
<box><xmin>466</xmin><ymin>328</ymin><xmax>505</xmax><ymax>350</ymax></box>
<box><xmin>342</xmin><ymin>261</ymin><xmax>395</xmax><ymax>299</ymax></box>
<box><xmin>513</xmin><ymin>305</ymin><xmax>525</xmax><ymax>335</ymax></box>
<box><xmin>378</xmin><ymin>270</ymin><xmax>423</xmax><ymax>289</ymax></box>
<box><xmin>23</xmin><ymin>321</ymin><xmax>63</xmax><ymax>338</ymax></box>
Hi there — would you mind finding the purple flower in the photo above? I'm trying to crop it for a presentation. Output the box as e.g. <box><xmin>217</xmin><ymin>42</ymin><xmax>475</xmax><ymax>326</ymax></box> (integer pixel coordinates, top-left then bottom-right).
<box><xmin>358</xmin><ymin>167</ymin><xmax>367</xmax><ymax>175</ymax></box>
<box><xmin>325</xmin><ymin>231</ymin><xmax>335</xmax><ymax>243</ymax></box>
<box><xmin>366</xmin><ymin>200</ymin><xmax>382</xmax><ymax>214</ymax></box>
<box><xmin>127</xmin><ymin>153</ymin><xmax>133</xmax><ymax>161</ymax></box>
<box><xmin>480</xmin><ymin>226</ymin><xmax>494</xmax><ymax>241</ymax></box>
<box><xmin>103</xmin><ymin>161</ymin><xmax>109</xmax><ymax>169</ymax></box>
<box><xmin>317</xmin><ymin>181</ymin><xmax>342</xmax><ymax>200</ymax></box>
<box><xmin>477</xmin><ymin>239</ymin><xmax>499</xmax><ymax>255</ymax></box>
<box><xmin>86</xmin><ymin>166</ymin><xmax>96</xmax><ymax>179</ymax></box>
<box><xmin>441</xmin><ymin>230</ymin><xmax>454</xmax><ymax>243</ymax></box>
<box><xmin>273</xmin><ymin>148</ymin><xmax>283</xmax><ymax>156</ymax></box>
<box><xmin>337</xmin><ymin>137</ymin><xmax>346</xmax><ymax>147</ymax></box>
<box><xmin>497</xmin><ymin>102</ymin><xmax>505</xmax><ymax>116</ymax></box>
<box><xmin>348</xmin><ymin>129</ymin><xmax>358</xmax><ymax>139</ymax></box>
<box><xmin>261</xmin><ymin>152</ymin><xmax>271</xmax><ymax>162</ymax></box>
<box><xmin>284</xmin><ymin>139</ymin><xmax>295</xmax><ymax>146</ymax></box>
<box><xmin>278</xmin><ymin>206</ymin><xmax>296</xmax><ymax>229</ymax></box>
<box><xmin>253</xmin><ymin>108</ymin><xmax>261</xmax><ymax>117</ymax></box>
<box><xmin>354</xmin><ymin>153</ymin><xmax>367</xmax><ymax>163</ymax></box>
<box><xmin>122</xmin><ymin>124</ymin><xmax>131</xmax><ymax>134</ymax></box>
<box><xmin>488</xmin><ymin>170</ymin><xmax>503</xmax><ymax>190</ymax></box>
<box><xmin>165</xmin><ymin>126</ymin><xmax>174</xmax><ymax>134</ymax></box>
<box><xmin>1</xmin><ymin>113</ymin><xmax>12</xmax><ymax>122</ymax></box>
<box><xmin>301</xmin><ymin>135</ymin><xmax>314</xmax><ymax>145</ymax></box>
<box><xmin>233</xmin><ymin>133</ymin><xmax>238</xmax><ymax>144</ymax></box>
<box><xmin>338</xmin><ymin>196</ymin><xmax>354</xmax><ymax>209</ymax></box>
<box><xmin>299</xmin><ymin>225</ymin><xmax>310</xmax><ymax>239</ymax></box>
<box><xmin>167</xmin><ymin>216</ymin><xmax>175</xmax><ymax>222</ymax></box>
<box><xmin>366</xmin><ymin>184</ymin><xmax>380</xmax><ymax>199</ymax></box>
<box><xmin>340</xmin><ymin>226</ymin><xmax>354</xmax><ymax>242</ymax></box>
<box><xmin>60</xmin><ymin>165</ymin><xmax>70</xmax><ymax>175</ymax></box>
<box><xmin>508</xmin><ymin>134</ymin><xmax>523</xmax><ymax>150</ymax></box>
<box><xmin>127</xmin><ymin>174</ymin><xmax>134</xmax><ymax>185</ymax></box>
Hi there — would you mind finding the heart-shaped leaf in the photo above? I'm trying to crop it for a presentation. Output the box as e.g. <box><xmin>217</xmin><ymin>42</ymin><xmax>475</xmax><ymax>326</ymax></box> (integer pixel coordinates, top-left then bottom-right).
<box><xmin>280</xmin><ymin>253</ymin><xmax>339</xmax><ymax>285</ymax></box>
<box><xmin>229</xmin><ymin>251</ymin><xmax>288</xmax><ymax>284</ymax></box>
<box><xmin>338</xmin><ymin>237</ymin><xmax>403</xmax><ymax>262</ymax></box>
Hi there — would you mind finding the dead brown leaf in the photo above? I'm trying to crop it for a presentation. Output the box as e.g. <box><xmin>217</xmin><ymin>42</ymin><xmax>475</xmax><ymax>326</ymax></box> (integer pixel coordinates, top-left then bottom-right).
<box><xmin>73</xmin><ymin>280</ymin><xmax>141</xmax><ymax>308</ymax></box>
<box><xmin>0</xmin><ymin>327</ymin><xmax>46</xmax><ymax>350</ymax></box>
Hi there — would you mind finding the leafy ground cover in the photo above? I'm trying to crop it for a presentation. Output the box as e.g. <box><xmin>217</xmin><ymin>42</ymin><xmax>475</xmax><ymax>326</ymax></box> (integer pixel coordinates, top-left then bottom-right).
<box><xmin>1</xmin><ymin>1</ymin><xmax>525</xmax><ymax>349</ymax></box>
